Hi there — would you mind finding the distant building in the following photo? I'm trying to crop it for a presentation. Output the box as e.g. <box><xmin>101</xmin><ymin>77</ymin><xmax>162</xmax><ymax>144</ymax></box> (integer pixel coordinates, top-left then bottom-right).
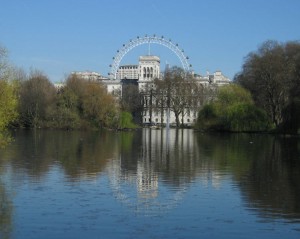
<box><xmin>102</xmin><ymin>79</ymin><xmax>122</xmax><ymax>97</ymax></box>
<box><xmin>71</xmin><ymin>71</ymin><xmax>109</xmax><ymax>82</ymax></box>
<box><xmin>193</xmin><ymin>71</ymin><xmax>231</xmax><ymax>86</ymax></box>
<box><xmin>53</xmin><ymin>82</ymin><xmax>65</xmax><ymax>90</ymax></box>
<box><xmin>138</xmin><ymin>55</ymin><xmax>161</xmax><ymax>91</ymax></box>
<box><xmin>209</xmin><ymin>70</ymin><xmax>230</xmax><ymax>85</ymax></box>
<box><xmin>116</xmin><ymin>65</ymin><xmax>139</xmax><ymax>80</ymax></box>
<box><xmin>68</xmin><ymin>57</ymin><xmax>231</xmax><ymax>127</ymax></box>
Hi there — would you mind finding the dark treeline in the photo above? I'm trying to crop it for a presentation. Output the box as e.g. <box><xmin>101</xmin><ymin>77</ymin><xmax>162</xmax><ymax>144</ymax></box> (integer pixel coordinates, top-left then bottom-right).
<box><xmin>235</xmin><ymin>40</ymin><xmax>300</xmax><ymax>134</ymax></box>
<box><xmin>197</xmin><ymin>40</ymin><xmax>300</xmax><ymax>134</ymax></box>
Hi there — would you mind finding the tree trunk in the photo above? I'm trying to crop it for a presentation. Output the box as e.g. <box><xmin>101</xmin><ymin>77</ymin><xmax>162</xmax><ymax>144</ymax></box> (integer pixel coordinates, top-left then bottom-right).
<box><xmin>174</xmin><ymin>112</ymin><xmax>180</xmax><ymax>127</ymax></box>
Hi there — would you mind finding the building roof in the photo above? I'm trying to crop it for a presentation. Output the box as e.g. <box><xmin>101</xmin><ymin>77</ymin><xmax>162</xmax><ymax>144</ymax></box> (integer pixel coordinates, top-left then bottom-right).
<box><xmin>139</xmin><ymin>55</ymin><xmax>160</xmax><ymax>61</ymax></box>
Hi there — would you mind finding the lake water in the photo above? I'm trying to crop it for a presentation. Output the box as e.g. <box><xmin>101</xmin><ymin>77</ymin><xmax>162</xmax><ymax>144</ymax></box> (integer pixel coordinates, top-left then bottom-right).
<box><xmin>0</xmin><ymin>129</ymin><xmax>299</xmax><ymax>239</ymax></box>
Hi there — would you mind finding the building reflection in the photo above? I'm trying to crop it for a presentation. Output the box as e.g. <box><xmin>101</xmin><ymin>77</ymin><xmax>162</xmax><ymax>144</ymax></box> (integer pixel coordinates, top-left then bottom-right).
<box><xmin>107</xmin><ymin>129</ymin><xmax>198</xmax><ymax>215</ymax></box>
<box><xmin>107</xmin><ymin>128</ymin><xmax>229</xmax><ymax>214</ymax></box>
<box><xmin>0</xmin><ymin>129</ymin><xmax>299</xmax><ymax>223</ymax></box>
<box><xmin>108</xmin><ymin>130</ymin><xmax>300</xmax><ymax>221</ymax></box>
<box><xmin>137</xmin><ymin>162</ymin><xmax>158</xmax><ymax>199</ymax></box>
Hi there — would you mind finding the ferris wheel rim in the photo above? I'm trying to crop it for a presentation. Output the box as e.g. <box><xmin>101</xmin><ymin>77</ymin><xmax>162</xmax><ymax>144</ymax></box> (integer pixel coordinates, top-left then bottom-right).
<box><xmin>109</xmin><ymin>35</ymin><xmax>191</xmax><ymax>79</ymax></box>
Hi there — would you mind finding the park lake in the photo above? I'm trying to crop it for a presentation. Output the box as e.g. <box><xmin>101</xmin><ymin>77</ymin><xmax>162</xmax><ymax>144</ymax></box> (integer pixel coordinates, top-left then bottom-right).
<box><xmin>0</xmin><ymin>128</ymin><xmax>299</xmax><ymax>238</ymax></box>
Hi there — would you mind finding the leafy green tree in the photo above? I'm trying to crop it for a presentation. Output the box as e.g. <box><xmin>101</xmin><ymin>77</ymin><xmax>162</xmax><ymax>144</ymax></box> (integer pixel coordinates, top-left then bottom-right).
<box><xmin>196</xmin><ymin>104</ymin><xmax>220</xmax><ymax>130</ymax></box>
<box><xmin>196</xmin><ymin>84</ymin><xmax>270</xmax><ymax>132</ymax></box>
<box><xmin>0</xmin><ymin>80</ymin><xmax>18</xmax><ymax>131</ymax></box>
<box><xmin>118</xmin><ymin>111</ymin><xmax>137</xmax><ymax>129</ymax></box>
<box><xmin>0</xmin><ymin>46</ymin><xmax>18</xmax><ymax>131</ymax></box>
<box><xmin>0</xmin><ymin>45</ymin><xmax>20</xmax><ymax>147</ymax></box>
<box><xmin>226</xmin><ymin>103</ymin><xmax>270</xmax><ymax>132</ymax></box>
<box><xmin>0</xmin><ymin>81</ymin><xmax>18</xmax><ymax>147</ymax></box>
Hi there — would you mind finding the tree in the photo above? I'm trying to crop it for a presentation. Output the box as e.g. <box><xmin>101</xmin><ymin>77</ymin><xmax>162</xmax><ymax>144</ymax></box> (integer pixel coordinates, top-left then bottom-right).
<box><xmin>56</xmin><ymin>74</ymin><xmax>120</xmax><ymax>129</ymax></box>
<box><xmin>118</xmin><ymin>111</ymin><xmax>137</xmax><ymax>129</ymax></box>
<box><xmin>64</xmin><ymin>74</ymin><xmax>87</xmax><ymax>115</ymax></box>
<box><xmin>120</xmin><ymin>84</ymin><xmax>143</xmax><ymax>124</ymax></box>
<box><xmin>19</xmin><ymin>70</ymin><xmax>56</xmax><ymax>128</ymax></box>
<box><xmin>82</xmin><ymin>81</ymin><xmax>119</xmax><ymax>128</ymax></box>
<box><xmin>0</xmin><ymin>80</ymin><xmax>18</xmax><ymax>131</ymax></box>
<box><xmin>0</xmin><ymin>46</ymin><xmax>9</xmax><ymax>80</ymax></box>
<box><xmin>196</xmin><ymin>84</ymin><xmax>270</xmax><ymax>132</ymax></box>
<box><xmin>45</xmin><ymin>87</ymin><xmax>81</xmax><ymax>129</ymax></box>
<box><xmin>154</xmin><ymin>66</ymin><xmax>203</xmax><ymax>127</ymax></box>
<box><xmin>235</xmin><ymin>40</ymin><xmax>300</xmax><ymax>132</ymax></box>
<box><xmin>281</xmin><ymin>42</ymin><xmax>300</xmax><ymax>133</ymax></box>
<box><xmin>0</xmin><ymin>46</ymin><xmax>19</xmax><ymax>132</ymax></box>
<box><xmin>0</xmin><ymin>46</ymin><xmax>20</xmax><ymax>147</ymax></box>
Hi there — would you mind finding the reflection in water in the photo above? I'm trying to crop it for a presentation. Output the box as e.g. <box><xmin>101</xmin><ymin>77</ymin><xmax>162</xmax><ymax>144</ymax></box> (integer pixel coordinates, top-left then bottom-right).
<box><xmin>0</xmin><ymin>181</ymin><xmax>12</xmax><ymax>239</ymax></box>
<box><xmin>1</xmin><ymin>129</ymin><xmax>118</xmax><ymax>180</ymax></box>
<box><xmin>195</xmin><ymin>133</ymin><xmax>300</xmax><ymax>222</ymax></box>
<box><xmin>108</xmin><ymin>130</ymin><xmax>300</xmax><ymax>220</ymax></box>
<box><xmin>0</xmin><ymin>131</ymin><xmax>13</xmax><ymax>149</ymax></box>
<box><xmin>107</xmin><ymin>129</ymin><xmax>193</xmax><ymax>215</ymax></box>
<box><xmin>0</xmin><ymin>129</ymin><xmax>299</xmax><ymax>238</ymax></box>
<box><xmin>237</xmin><ymin>136</ymin><xmax>300</xmax><ymax>222</ymax></box>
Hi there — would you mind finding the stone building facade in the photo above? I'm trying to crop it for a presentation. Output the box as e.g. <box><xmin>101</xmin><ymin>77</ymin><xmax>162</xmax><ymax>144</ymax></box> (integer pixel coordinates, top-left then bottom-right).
<box><xmin>66</xmin><ymin>56</ymin><xmax>231</xmax><ymax>127</ymax></box>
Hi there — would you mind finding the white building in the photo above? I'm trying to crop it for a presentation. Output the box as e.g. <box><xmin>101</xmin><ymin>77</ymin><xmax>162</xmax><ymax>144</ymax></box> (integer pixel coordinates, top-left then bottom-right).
<box><xmin>116</xmin><ymin>65</ymin><xmax>139</xmax><ymax>80</ymax></box>
<box><xmin>209</xmin><ymin>70</ymin><xmax>231</xmax><ymax>85</ymax></box>
<box><xmin>53</xmin><ymin>82</ymin><xmax>65</xmax><ymax>91</ymax></box>
<box><xmin>71</xmin><ymin>71</ymin><xmax>108</xmax><ymax>82</ymax></box>
<box><xmin>102</xmin><ymin>79</ymin><xmax>122</xmax><ymax>96</ymax></box>
<box><xmin>70</xmin><ymin>57</ymin><xmax>230</xmax><ymax>127</ymax></box>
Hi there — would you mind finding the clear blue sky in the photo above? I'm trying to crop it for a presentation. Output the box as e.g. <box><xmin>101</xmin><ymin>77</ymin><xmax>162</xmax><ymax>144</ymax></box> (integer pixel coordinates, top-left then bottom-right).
<box><xmin>1</xmin><ymin>0</ymin><xmax>300</xmax><ymax>82</ymax></box>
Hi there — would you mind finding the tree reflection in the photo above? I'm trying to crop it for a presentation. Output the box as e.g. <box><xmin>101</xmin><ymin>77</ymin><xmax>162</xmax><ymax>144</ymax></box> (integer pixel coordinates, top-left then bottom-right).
<box><xmin>238</xmin><ymin>136</ymin><xmax>300</xmax><ymax>221</ymax></box>
<box><xmin>0</xmin><ymin>132</ymin><xmax>14</xmax><ymax>239</ymax></box>
<box><xmin>0</xmin><ymin>129</ymin><xmax>119</xmax><ymax>181</ymax></box>
<box><xmin>0</xmin><ymin>131</ymin><xmax>13</xmax><ymax>149</ymax></box>
<box><xmin>195</xmin><ymin>133</ymin><xmax>300</xmax><ymax>222</ymax></box>
<box><xmin>0</xmin><ymin>182</ymin><xmax>12</xmax><ymax>239</ymax></box>
<box><xmin>0</xmin><ymin>129</ymin><xmax>299</xmax><ymax>221</ymax></box>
